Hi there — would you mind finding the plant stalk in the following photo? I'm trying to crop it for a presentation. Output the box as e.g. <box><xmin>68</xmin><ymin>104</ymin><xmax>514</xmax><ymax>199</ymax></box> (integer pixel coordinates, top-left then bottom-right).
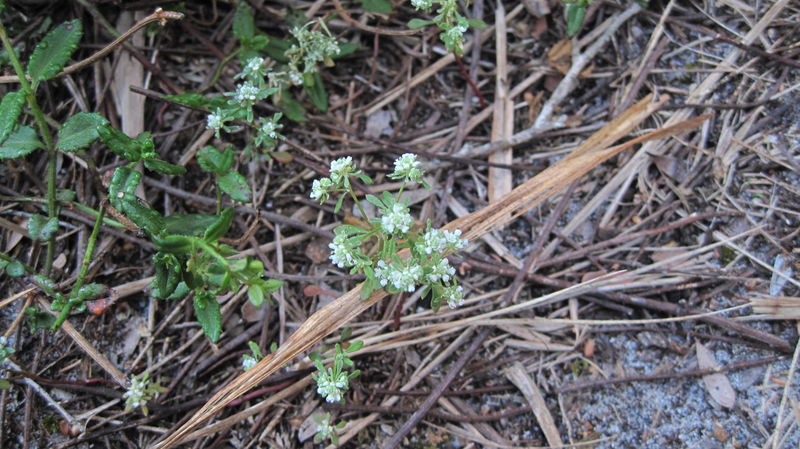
<box><xmin>0</xmin><ymin>23</ymin><xmax>58</xmax><ymax>276</ymax></box>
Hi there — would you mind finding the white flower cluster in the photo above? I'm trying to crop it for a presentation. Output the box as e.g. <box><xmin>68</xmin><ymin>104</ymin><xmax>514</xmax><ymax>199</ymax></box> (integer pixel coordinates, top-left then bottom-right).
<box><xmin>417</xmin><ymin>228</ymin><xmax>468</xmax><ymax>255</ymax></box>
<box><xmin>242</xmin><ymin>354</ymin><xmax>257</xmax><ymax>371</ymax></box>
<box><xmin>315</xmin><ymin>414</ymin><xmax>335</xmax><ymax>440</ymax></box>
<box><xmin>123</xmin><ymin>373</ymin><xmax>152</xmax><ymax>411</ymax></box>
<box><xmin>411</xmin><ymin>0</ymin><xmax>434</xmax><ymax>9</ymax></box>
<box><xmin>389</xmin><ymin>153</ymin><xmax>424</xmax><ymax>183</ymax></box>
<box><xmin>234</xmin><ymin>82</ymin><xmax>260</xmax><ymax>106</ymax></box>
<box><xmin>316</xmin><ymin>369</ymin><xmax>350</xmax><ymax>403</ymax></box>
<box><xmin>427</xmin><ymin>258</ymin><xmax>455</xmax><ymax>283</ymax></box>
<box><xmin>380</xmin><ymin>202</ymin><xmax>414</xmax><ymax>234</ymax></box>
<box><xmin>238</xmin><ymin>56</ymin><xmax>266</xmax><ymax>81</ymax></box>
<box><xmin>0</xmin><ymin>336</ymin><xmax>13</xmax><ymax>362</ymax></box>
<box><xmin>444</xmin><ymin>285</ymin><xmax>465</xmax><ymax>309</ymax></box>
<box><xmin>290</xmin><ymin>24</ymin><xmax>340</xmax><ymax>73</ymax></box>
<box><xmin>329</xmin><ymin>156</ymin><xmax>356</xmax><ymax>184</ymax></box>
<box><xmin>375</xmin><ymin>260</ymin><xmax>423</xmax><ymax>292</ymax></box>
<box><xmin>329</xmin><ymin>234</ymin><xmax>360</xmax><ymax>268</ymax></box>
<box><xmin>310</xmin><ymin>178</ymin><xmax>335</xmax><ymax>202</ymax></box>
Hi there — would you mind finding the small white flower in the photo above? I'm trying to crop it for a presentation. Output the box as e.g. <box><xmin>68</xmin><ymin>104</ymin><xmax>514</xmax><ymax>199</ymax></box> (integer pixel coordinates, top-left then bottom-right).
<box><xmin>328</xmin><ymin>234</ymin><xmax>360</xmax><ymax>268</ymax></box>
<box><xmin>310</xmin><ymin>177</ymin><xmax>334</xmax><ymax>202</ymax></box>
<box><xmin>234</xmin><ymin>82</ymin><xmax>260</xmax><ymax>105</ymax></box>
<box><xmin>240</xmin><ymin>56</ymin><xmax>265</xmax><ymax>80</ymax></box>
<box><xmin>329</xmin><ymin>156</ymin><xmax>356</xmax><ymax>184</ymax></box>
<box><xmin>389</xmin><ymin>153</ymin><xmax>424</xmax><ymax>183</ymax></box>
<box><xmin>123</xmin><ymin>374</ymin><xmax>148</xmax><ymax>410</ymax></box>
<box><xmin>376</xmin><ymin>260</ymin><xmax>422</xmax><ymax>292</ymax></box>
<box><xmin>315</xmin><ymin>370</ymin><xmax>350</xmax><ymax>403</ymax></box>
<box><xmin>411</xmin><ymin>0</ymin><xmax>433</xmax><ymax>9</ymax></box>
<box><xmin>445</xmin><ymin>285</ymin><xmax>465</xmax><ymax>309</ymax></box>
<box><xmin>206</xmin><ymin>109</ymin><xmax>225</xmax><ymax>134</ymax></box>
<box><xmin>242</xmin><ymin>355</ymin><xmax>257</xmax><ymax>371</ymax></box>
<box><xmin>316</xmin><ymin>415</ymin><xmax>334</xmax><ymax>439</ymax></box>
<box><xmin>427</xmin><ymin>258</ymin><xmax>455</xmax><ymax>283</ymax></box>
<box><xmin>380</xmin><ymin>202</ymin><xmax>414</xmax><ymax>235</ymax></box>
<box><xmin>443</xmin><ymin>229</ymin><xmax>468</xmax><ymax>250</ymax></box>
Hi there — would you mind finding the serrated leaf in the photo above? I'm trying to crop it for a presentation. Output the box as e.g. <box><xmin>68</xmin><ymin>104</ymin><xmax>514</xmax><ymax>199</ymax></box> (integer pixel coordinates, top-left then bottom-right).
<box><xmin>26</xmin><ymin>306</ymin><xmax>55</xmax><ymax>332</ymax></box>
<box><xmin>194</xmin><ymin>290</ymin><xmax>222</xmax><ymax>342</ymax></box>
<box><xmin>27</xmin><ymin>214</ymin><xmax>58</xmax><ymax>241</ymax></box>
<box><xmin>143</xmin><ymin>158</ymin><xmax>186</xmax><ymax>175</ymax></box>
<box><xmin>197</xmin><ymin>146</ymin><xmax>233</xmax><ymax>175</ymax></box>
<box><xmin>203</xmin><ymin>207</ymin><xmax>234</xmax><ymax>242</ymax></box>
<box><xmin>304</xmin><ymin>71</ymin><xmax>328</xmax><ymax>112</ymax></box>
<box><xmin>232</xmin><ymin>2</ymin><xmax>255</xmax><ymax>44</ymax></box>
<box><xmin>27</xmin><ymin>19</ymin><xmax>83</xmax><ymax>84</ymax></box>
<box><xmin>218</xmin><ymin>171</ymin><xmax>251</xmax><ymax>202</ymax></box>
<box><xmin>118</xmin><ymin>196</ymin><xmax>165</xmax><ymax>236</ymax></box>
<box><xmin>0</xmin><ymin>125</ymin><xmax>43</xmax><ymax>159</ymax></box>
<box><xmin>34</xmin><ymin>275</ymin><xmax>56</xmax><ymax>296</ymax></box>
<box><xmin>56</xmin><ymin>112</ymin><xmax>108</xmax><ymax>151</ymax></box>
<box><xmin>360</xmin><ymin>0</ymin><xmax>393</xmax><ymax>14</ymax></box>
<box><xmin>98</xmin><ymin>125</ymin><xmax>142</xmax><ymax>162</ymax></box>
<box><xmin>407</xmin><ymin>18</ymin><xmax>434</xmax><ymax>30</ymax></box>
<box><xmin>0</xmin><ymin>91</ymin><xmax>25</xmax><ymax>143</ymax></box>
<box><xmin>108</xmin><ymin>166</ymin><xmax>141</xmax><ymax>209</ymax></box>
<box><xmin>152</xmin><ymin>252</ymin><xmax>182</xmax><ymax>300</ymax></box>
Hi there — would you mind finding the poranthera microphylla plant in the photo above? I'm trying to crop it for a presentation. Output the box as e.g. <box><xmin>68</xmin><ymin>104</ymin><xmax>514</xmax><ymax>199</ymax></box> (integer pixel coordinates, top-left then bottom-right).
<box><xmin>407</xmin><ymin>0</ymin><xmax>487</xmax><ymax>56</ymax></box>
<box><xmin>306</xmin><ymin>154</ymin><xmax>469</xmax><ymax>444</ymax></box>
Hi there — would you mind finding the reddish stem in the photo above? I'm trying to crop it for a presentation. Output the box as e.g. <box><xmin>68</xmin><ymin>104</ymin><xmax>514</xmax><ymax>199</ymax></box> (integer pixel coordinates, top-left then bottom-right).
<box><xmin>454</xmin><ymin>55</ymin><xmax>486</xmax><ymax>109</ymax></box>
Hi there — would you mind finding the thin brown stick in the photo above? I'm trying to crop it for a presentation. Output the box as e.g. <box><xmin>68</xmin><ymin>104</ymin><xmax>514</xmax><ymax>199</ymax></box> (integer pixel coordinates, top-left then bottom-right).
<box><xmin>0</xmin><ymin>9</ymin><xmax>183</xmax><ymax>84</ymax></box>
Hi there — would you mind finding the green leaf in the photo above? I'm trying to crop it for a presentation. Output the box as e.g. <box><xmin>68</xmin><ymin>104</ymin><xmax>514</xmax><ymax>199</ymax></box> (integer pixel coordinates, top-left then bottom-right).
<box><xmin>247</xmin><ymin>283</ymin><xmax>265</xmax><ymax>307</ymax></box>
<box><xmin>203</xmin><ymin>207</ymin><xmax>234</xmax><ymax>242</ymax></box>
<box><xmin>34</xmin><ymin>275</ymin><xmax>56</xmax><ymax>296</ymax></box>
<box><xmin>360</xmin><ymin>0</ymin><xmax>393</xmax><ymax>14</ymax></box>
<box><xmin>27</xmin><ymin>19</ymin><xmax>83</xmax><ymax>84</ymax></box>
<box><xmin>566</xmin><ymin>3</ymin><xmax>587</xmax><ymax>36</ymax></box>
<box><xmin>197</xmin><ymin>146</ymin><xmax>233</xmax><ymax>175</ymax></box>
<box><xmin>27</xmin><ymin>214</ymin><xmax>58</xmax><ymax>240</ymax></box>
<box><xmin>108</xmin><ymin>166</ymin><xmax>142</xmax><ymax>209</ymax></box>
<box><xmin>143</xmin><ymin>158</ymin><xmax>186</xmax><ymax>175</ymax></box>
<box><xmin>277</xmin><ymin>90</ymin><xmax>307</xmax><ymax>123</ymax></box>
<box><xmin>98</xmin><ymin>125</ymin><xmax>142</xmax><ymax>162</ymax></box>
<box><xmin>56</xmin><ymin>112</ymin><xmax>108</xmax><ymax>151</ymax></box>
<box><xmin>26</xmin><ymin>306</ymin><xmax>55</xmax><ymax>332</ymax></box>
<box><xmin>151</xmin><ymin>252</ymin><xmax>182</xmax><ymax>299</ymax></box>
<box><xmin>118</xmin><ymin>196</ymin><xmax>165</xmax><ymax>236</ymax></box>
<box><xmin>76</xmin><ymin>283</ymin><xmax>105</xmax><ymax>301</ymax></box>
<box><xmin>0</xmin><ymin>90</ymin><xmax>25</xmax><ymax>143</ymax></box>
<box><xmin>163</xmin><ymin>214</ymin><xmax>219</xmax><ymax>236</ymax></box>
<box><xmin>6</xmin><ymin>260</ymin><xmax>24</xmax><ymax>277</ymax></box>
<box><xmin>232</xmin><ymin>2</ymin><xmax>255</xmax><ymax>44</ymax></box>
<box><xmin>466</xmin><ymin>18</ymin><xmax>488</xmax><ymax>30</ymax></box>
<box><xmin>263</xmin><ymin>279</ymin><xmax>283</xmax><ymax>293</ymax></box>
<box><xmin>332</xmin><ymin>42</ymin><xmax>359</xmax><ymax>59</ymax></box>
<box><xmin>0</xmin><ymin>125</ymin><xmax>43</xmax><ymax>159</ymax></box>
<box><xmin>194</xmin><ymin>290</ymin><xmax>222</xmax><ymax>342</ymax></box>
<box><xmin>304</xmin><ymin>71</ymin><xmax>328</xmax><ymax>112</ymax></box>
<box><xmin>218</xmin><ymin>171</ymin><xmax>251</xmax><ymax>202</ymax></box>
<box><xmin>334</xmin><ymin>195</ymin><xmax>345</xmax><ymax>213</ymax></box>
<box><xmin>264</xmin><ymin>36</ymin><xmax>292</xmax><ymax>63</ymax></box>
<box><xmin>153</xmin><ymin>235</ymin><xmax>194</xmax><ymax>254</ymax></box>
<box><xmin>407</xmin><ymin>18</ymin><xmax>434</xmax><ymax>30</ymax></box>
<box><xmin>365</xmin><ymin>194</ymin><xmax>384</xmax><ymax>209</ymax></box>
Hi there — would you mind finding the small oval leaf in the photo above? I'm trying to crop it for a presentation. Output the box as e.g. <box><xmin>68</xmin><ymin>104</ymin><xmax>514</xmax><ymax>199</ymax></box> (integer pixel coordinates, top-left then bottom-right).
<box><xmin>0</xmin><ymin>126</ymin><xmax>43</xmax><ymax>159</ymax></box>
<box><xmin>0</xmin><ymin>91</ymin><xmax>26</xmax><ymax>143</ymax></box>
<box><xmin>57</xmin><ymin>112</ymin><xmax>108</xmax><ymax>152</ymax></box>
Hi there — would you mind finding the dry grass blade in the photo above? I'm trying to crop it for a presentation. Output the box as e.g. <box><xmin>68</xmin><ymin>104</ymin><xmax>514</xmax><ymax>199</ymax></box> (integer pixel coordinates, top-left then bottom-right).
<box><xmin>153</xmin><ymin>93</ymin><xmax>708</xmax><ymax>448</ymax></box>
<box><xmin>751</xmin><ymin>296</ymin><xmax>800</xmax><ymax>319</ymax></box>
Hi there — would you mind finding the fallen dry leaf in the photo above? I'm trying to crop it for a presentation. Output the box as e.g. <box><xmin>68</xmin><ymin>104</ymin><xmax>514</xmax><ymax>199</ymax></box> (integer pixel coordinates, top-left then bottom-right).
<box><xmin>696</xmin><ymin>342</ymin><xmax>736</xmax><ymax>408</ymax></box>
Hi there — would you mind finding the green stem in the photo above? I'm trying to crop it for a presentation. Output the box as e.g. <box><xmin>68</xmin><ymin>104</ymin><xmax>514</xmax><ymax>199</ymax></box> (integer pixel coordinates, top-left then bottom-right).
<box><xmin>199</xmin><ymin>48</ymin><xmax>242</xmax><ymax>94</ymax></box>
<box><xmin>214</xmin><ymin>179</ymin><xmax>222</xmax><ymax>215</ymax></box>
<box><xmin>348</xmin><ymin>189</ymin><xmax>371</xmax><ymax>226</ymax></box>
<box><xmin>52</xmin><ymin>205</ymin><xmax>105</xmax><ymax>330</ymax></box>
<box><xmin>0</xmin><ymin>23</ymin><xmax>58</xmax><ymax>276</ymax></box>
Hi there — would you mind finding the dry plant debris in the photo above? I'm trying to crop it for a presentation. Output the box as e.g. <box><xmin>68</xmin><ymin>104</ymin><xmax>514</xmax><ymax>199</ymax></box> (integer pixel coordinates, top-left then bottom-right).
<box><xmin>1</xmin><ymin>1</ymin><xmax>799</xmax><ymax>448</ymax></box>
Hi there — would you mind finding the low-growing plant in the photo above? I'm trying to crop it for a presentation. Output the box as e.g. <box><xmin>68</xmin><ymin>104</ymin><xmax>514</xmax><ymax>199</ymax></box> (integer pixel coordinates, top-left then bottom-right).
<box><xmin>123</xmin><ymin>371</ymin><xmax>165</xmax><ymax>415</ymax></box>
<box><xmin>407</xmin><ymin>0</ymin><xmax>487</xmax><ymax>56</ymax></box>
